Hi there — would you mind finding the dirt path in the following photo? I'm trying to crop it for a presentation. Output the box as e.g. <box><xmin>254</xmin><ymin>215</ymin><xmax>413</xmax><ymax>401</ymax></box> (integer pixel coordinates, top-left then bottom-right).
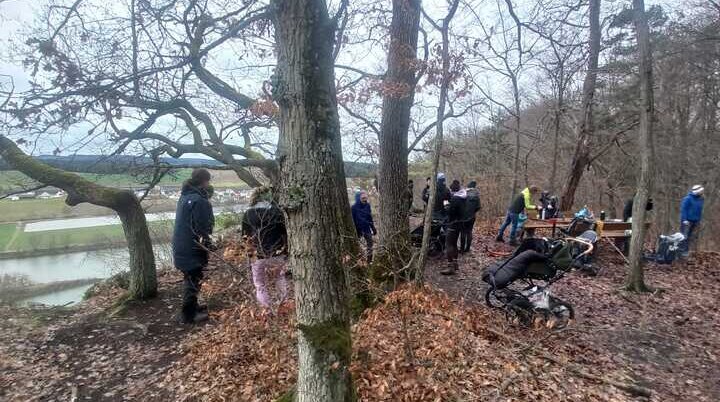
<box><xmin>0</xmin><ymin>270</ymin><xmax>204</xmax><ymax>402</ymax></box>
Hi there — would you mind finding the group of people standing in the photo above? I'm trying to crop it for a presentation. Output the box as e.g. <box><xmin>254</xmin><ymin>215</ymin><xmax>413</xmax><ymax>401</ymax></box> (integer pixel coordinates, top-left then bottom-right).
<box><xmin>494</xmin><ymin>183</ymin><xmax>706</xmax><ymax>257</ymax></box>
<box><xmin>172</xmin><ymin>168</ymin><xmax>706</xmax><ymax>324</ymax></box>
<box><xmin>420</xmin><ymin>173</ymin><xmax>481</xmax><ymax>275</ymax></box>
<box><xmin>172</xmin><ymin>169</ymin><xmax>289</xmax><ymax>324</ymax></box>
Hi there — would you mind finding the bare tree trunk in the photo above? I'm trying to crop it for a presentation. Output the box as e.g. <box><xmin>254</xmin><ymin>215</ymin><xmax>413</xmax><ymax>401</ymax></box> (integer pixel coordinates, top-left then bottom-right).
<box><xmin>511</xmin><ymin>78</ymin><xmax>522</xmax><ymax>198</ymax></box>
<box><xmin>416</xmin><ymin>0</ymin><xmax>460</xmax><ymax>281</ymax></box>
<box><xmin>272</xmin><ymin>0</ymin><xmax>355</xmax><ymax>400</ymax></box>
<box><xmin>118</xmin><ymin>203</ymin><xmax>157</xmax><ymax>299</ymax></box>
<box><xmin>0</xmin><ymin>135</ymin><xmax>157</xmax><ymax>299</ymax></box>
<box><xmin>625</xmin><ymin>0</ymin><xmax>655</xmax><ymax>292</ymax></box>
<box><xmin>560</xmin><ymin>0</ymin><xmax>601</xmax><ymax>211</ymax></box>
<box><xmin>376</xmin><ymin>0</ymin><xmax>422</xmax><ymax>277</ymax></box>
<box><xmin>549</xmin><ymin>76</ymin><xmax>564</xmax><ymax>192</ymax></box>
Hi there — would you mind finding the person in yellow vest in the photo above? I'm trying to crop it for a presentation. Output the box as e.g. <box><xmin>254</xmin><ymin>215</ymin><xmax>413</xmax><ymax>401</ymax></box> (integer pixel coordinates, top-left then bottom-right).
<box><xmin>496</xmin><ymin>185</ymin><xmax>540</xmax><ymax>246</ymax></box>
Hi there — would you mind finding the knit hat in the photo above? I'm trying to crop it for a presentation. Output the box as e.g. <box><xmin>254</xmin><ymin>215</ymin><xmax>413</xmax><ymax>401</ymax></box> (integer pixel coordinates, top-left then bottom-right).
<box><xmin>437</xmin><ymin>172</ymin><xmax>446</xmax><ymax>181</ymax></box>
<box><xmin>691</xmin><ymin>185</ymin><xmax>704</xmax><ymax>195</ymax></box>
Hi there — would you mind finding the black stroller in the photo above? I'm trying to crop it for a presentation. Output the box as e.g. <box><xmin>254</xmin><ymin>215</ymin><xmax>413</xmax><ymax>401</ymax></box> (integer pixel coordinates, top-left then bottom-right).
<box><xmin>410</xmin><ymin>219</ymin><xmax>446</xmax><ymax>257</ymax></box>
<box><xmin>482</xmin><ymin>236</ymin><xmax>594</xmax><ymax>329</ymax></box>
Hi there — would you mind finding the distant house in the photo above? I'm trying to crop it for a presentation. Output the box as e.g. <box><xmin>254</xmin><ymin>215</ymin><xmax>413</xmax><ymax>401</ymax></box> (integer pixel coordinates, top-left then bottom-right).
<box><xmin>17</xmin><ymin>192</ymin><xmax>36</xmax><ymax>199</ymax></box>
<box><xmin>38</xmin><ymin>192</ymin><xmax>52</xmax><ymax>199</ymax></box>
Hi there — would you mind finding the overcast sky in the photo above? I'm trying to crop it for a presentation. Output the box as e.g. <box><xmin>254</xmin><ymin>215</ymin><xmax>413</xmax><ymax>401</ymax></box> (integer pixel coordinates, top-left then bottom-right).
<box><xmin>0</xmin><ymin>0</ymin><xmax>683</xmax><ymax>158</ymax></box>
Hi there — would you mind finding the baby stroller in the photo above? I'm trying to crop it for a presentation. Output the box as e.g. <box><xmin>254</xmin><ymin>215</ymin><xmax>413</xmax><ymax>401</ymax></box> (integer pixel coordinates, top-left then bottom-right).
<box><xmin>410</xmin><ymin>219</ymin><xmax>446</xmax><ymax>257</ymax></box>
<box><xmin>482</xmin><ymin>236</ymin><xmax>594</xmax><ymax>329</ymax></box>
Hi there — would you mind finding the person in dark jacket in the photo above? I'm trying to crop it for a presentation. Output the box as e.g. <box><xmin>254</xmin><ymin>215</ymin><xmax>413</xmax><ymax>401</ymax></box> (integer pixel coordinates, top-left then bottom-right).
<box><xmin>241</xmin><ymin>186</ymin><xmax>289</xmax><ymax>308</ymax></box>
<box><xmin>460</xmin><ymin>181</ymin><xmax>481</xmax><ymax>253</ymax></box>
<box><xmin>539</xmin><ymin>191</ymin><xmax>559</xmax><ymax>219</ymax></box>
<box><xmin>173</xmin><ymin>168</ymin><xmax>214</xmax><ymax>324</ymax></box>
<box><xmin>432</xmin><ymin>173</ymin><xmax>452</xmax><ymax>220</ymax></box>
<box><xmin>680</xmin><ymin>185</ymin><xmax>705</xmax><ymax>257</ymax></box>
<box><xmin>622</xmin><ymin>196</ymin><xmax>654</xmax><ymax>222</ymax></box>
<box><xmin>406</xmin><ymin>180</ymin><xmax>414</xmax><ymax>212</ymax></box>
<box><xmin>352</xmin><ymin>190</ymin><xmax>376</xmax><ymax>263</ymax></box>
<box><xmin>422</xmin><ymin>177</ymin><xmax>431</xmax><ymax>209</ymax></box>
<box><xmin>497</xmin><ymin>185</ymin><xmax>540</xmax><ymax>246</ymax></box>
<box><xmin>442</xmin><ymin>188</ymin><xmax>467</xmax><ymax>275</ymax></box>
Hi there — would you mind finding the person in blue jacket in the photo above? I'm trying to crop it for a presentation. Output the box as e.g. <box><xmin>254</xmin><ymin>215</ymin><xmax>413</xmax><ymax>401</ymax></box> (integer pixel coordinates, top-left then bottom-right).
<box><xmin>680</xmin><ymin>185</ymin><xmax>705</xmax><ymax>257</ymax></box>
<box><xmin>173</xmin><ymin>168</ymin><xmax>215</xmax><ymax>324</ymax></box>
<box><xmin>352</xmin><ymin>190</ymin><xmax>376</xmax><ymax>264</ymax></box>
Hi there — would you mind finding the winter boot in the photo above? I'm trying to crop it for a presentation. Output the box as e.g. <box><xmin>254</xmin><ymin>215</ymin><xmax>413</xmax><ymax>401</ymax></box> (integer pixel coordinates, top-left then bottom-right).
<box><xmin>440</xmin><ymin>262</ymin><xmax>458</xmax><ymax>275</ymax></box>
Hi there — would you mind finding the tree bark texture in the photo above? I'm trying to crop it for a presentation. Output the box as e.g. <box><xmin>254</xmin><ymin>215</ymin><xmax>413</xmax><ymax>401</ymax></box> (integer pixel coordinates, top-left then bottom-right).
<box><xmin>272</xmin><ymin>0</ymin><xmax>355</xmax><ymax>400</ymax></box>
<box><xmin>626</xmin><ymin>0</ymin><xmax>656</xmax><ymax>292</ymax></box>
<box><xmin>376</xmin><ymin>0</ymin><xmax>422</xmax><ymax>277</ymax></box>
<box><xmin>0</xmin><ymin>135</ymin><xmax>157</xmax><ymax>299</ymax></box>
<box><xmin>416</xmin><ymin>1</ymin><xmax>459</xmax><ymax>280</ymax></box>
<box><xmin>560</xmin><ymin>0</ymin><xmax>601</xmax><ymax>211</ymax></box>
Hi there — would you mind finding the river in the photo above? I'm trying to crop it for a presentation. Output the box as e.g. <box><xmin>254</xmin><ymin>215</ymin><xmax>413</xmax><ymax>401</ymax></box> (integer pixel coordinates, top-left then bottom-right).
<box><xmin>0</xmin><ymin>248</ymin><xmax>129</xmax><ymax>305</ymax></box>
<box><xmin>1</xmin><ymin>203</ymin><xmax>246</xmax><ymax>306</ymax></box>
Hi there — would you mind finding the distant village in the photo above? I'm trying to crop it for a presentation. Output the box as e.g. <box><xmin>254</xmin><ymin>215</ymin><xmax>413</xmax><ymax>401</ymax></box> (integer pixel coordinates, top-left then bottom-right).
<box><xmin>6</xmin><ymin>186</ymin><xmax>253</xmax><ymax>205</ymax></box>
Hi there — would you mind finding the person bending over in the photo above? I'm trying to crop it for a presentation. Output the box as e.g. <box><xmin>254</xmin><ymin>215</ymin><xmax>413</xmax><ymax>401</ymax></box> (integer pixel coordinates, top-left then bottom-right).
<box><xmin>242</xmin><ymin>186</ymin><xmax>289</xmax><ymax>308</ymax></box>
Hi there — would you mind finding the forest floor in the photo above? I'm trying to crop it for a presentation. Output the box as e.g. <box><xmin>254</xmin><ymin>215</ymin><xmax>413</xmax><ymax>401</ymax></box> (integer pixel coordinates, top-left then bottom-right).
<box><xmin>1</xmin><ymin>221</ymin><xmax>719</xmax><ymax>401</ymax></box>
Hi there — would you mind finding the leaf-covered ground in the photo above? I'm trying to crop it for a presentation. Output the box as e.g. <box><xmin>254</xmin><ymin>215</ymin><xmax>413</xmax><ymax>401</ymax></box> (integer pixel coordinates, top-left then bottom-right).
<box><xmin>1</xmin><ymin>222</ymin><xmax>719</xmax><ymax>401</ymax></box>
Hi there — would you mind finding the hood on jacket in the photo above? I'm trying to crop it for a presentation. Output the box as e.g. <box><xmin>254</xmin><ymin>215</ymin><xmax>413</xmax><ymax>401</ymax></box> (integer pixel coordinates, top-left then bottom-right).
<box><xmin>453</xmin><ymin>189</ymin><xmax>468</xmax><ymax>198</ymax></box>
<box><xmin>354</xmin><ymin>190</ymin><xmax>369</xmax><ymax>205</ymax></box>
<box><xmin>181</xmin><ymin>183</ymin><xmax>208</xmax><ymax>198</ymax></box>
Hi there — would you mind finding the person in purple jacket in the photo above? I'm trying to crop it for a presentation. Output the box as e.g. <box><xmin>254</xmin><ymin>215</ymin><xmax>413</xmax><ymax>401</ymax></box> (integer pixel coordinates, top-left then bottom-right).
<box><xmin>680</xmin><ymin>185</ymin><xmax>705</xmax><ymax>257</ymax></box>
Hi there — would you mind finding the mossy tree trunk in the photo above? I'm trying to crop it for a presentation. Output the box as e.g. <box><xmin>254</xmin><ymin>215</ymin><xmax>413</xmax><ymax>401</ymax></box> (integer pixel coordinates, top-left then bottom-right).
<box><xmin>375</xmin><ymin>0</ymin><xmax>422</xmax><ymax>279</ymax></box>
<box><xmin>0</xmin><ymin>135</ymin><xmax>157</xmax><ymax>299</ymax></box>
<box><xmin>272</xmin><ymin>0</ymin><xmax>355</xmax><ymax>400</ymax></box>
<box><xmin>625</xmin><ymin>0</ymin><xmax>656</xmax><ymax>292</ymax></box>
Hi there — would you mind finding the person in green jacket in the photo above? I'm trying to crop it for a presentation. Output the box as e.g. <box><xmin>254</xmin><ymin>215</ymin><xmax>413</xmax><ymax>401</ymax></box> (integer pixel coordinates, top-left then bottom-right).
<box><xmin>496</xmin><ymin>185</ymin><xmax>540</xmax><ymax>246</ymax></box>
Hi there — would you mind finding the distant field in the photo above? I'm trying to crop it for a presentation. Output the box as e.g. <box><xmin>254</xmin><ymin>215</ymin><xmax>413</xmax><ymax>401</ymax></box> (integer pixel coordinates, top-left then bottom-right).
<box><xmin>0</xmin><ymin>169</ymin><xmax>247</xmax><ymax>193</ymax></box>
<box><xmin>0</xmin><ymin>220</ymin><xmax>174</xmax><ymax>253</ymax></box>
<box><xmin>0</xmin><ymin>169</ymin><xmax>247</xmax><ymax>223</ymax></box>
<box><xmin>0</xmin><ymin>198</ymin><xmax>181</xmax><ymax>223</ymax></box>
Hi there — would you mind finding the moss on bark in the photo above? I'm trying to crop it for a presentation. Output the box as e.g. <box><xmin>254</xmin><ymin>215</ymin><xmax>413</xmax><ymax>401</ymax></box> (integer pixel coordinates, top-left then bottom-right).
<box><xmin>298</xmin><ymin>320</ymin><xmax>352</xmax><ymax>362</ymax></box>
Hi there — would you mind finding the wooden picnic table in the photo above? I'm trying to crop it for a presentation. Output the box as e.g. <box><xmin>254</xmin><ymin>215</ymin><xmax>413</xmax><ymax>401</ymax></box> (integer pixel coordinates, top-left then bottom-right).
<box><xmin>520</xmin><ymin>219</ymin><xmax>650</xmax><ymax>239</ymax></box>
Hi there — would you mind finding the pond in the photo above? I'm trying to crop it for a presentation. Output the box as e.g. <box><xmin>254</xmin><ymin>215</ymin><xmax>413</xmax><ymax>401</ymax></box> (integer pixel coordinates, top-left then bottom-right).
<box><xmin>0</xmin><ymin>248</ymin><xmax>131</xmax><ymax>306</ymax></box>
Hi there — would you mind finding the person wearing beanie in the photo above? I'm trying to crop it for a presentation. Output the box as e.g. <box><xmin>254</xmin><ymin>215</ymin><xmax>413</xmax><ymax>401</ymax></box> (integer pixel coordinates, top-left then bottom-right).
<box><xmin>172</xmin><ymin>168</ymin><xmax>214</xmax><ymax>324</ymax></box>
<box><xmin>460</xmin><ymin>181</ymin><xmax>481</xmax><ymax>253</ymax></box>
<box><xmin>679</xmin><ymin>185</ymin><xmax>705</xmax><ymax>257</ymax></box>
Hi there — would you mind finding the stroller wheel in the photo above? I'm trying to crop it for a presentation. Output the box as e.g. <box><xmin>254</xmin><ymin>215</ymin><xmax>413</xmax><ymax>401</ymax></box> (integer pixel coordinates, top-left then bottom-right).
<box><xmin>505</xmin><ymin>297</ymin><xmax>533</xmax><ymax>327</ymax></box>
<box><xmin>428</xmin><ymin>240</ymin><xmax>443</xmax><ymax>258</ymax></box>
<box><xmin>484</xmin><ymin>288</ymin><xmax>505</xmax><ymax>308</ymax></box>
<box><xmin>546</xmin><ymin>298</ymin><xmax>574</xmax><ymax>330</ymax></box>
